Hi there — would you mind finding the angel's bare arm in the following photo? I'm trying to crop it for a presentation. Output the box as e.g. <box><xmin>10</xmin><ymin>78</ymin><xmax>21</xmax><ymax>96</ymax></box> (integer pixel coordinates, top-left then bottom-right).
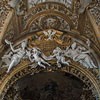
<box><xmin>42</xmin><ymin>53</ymin><xmax>54</xmax><ymax>60</ymax></box>
<box><xmin>10</xmin><ymin>43</ymin><xmax>20</xmax><ymax>53</ymax></box>
<box><xmin>82</xmin><ymin>50</ymin><xmax>90</xmax><ymax>54</ymax></box>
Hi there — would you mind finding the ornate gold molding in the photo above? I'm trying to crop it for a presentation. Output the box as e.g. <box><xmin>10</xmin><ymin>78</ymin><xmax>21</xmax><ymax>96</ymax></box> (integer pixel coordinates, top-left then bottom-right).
<box><xmin>0</xmin><ymin>60</ymin><xmax>100</xmax><ymax>99</ymax></box>
<box><xmin>0</xmin><ymin>1</ymin><xmax>100</xmax><ymax>99</ymax></box>
<box><xmin>0</xmin><ymin>30</ymin><xmax>100</xmax><ymax>99</ymax></box>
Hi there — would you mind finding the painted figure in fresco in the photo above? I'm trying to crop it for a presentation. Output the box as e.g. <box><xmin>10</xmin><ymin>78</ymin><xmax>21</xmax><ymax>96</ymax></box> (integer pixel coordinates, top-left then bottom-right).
<box><xmin>50</xmin><ymin>47</ymin><xmax>70</xmax><ymax>68</ymax></box>
<box><xmin>27</xmin><ymin>47</ymin><xmax>51</xmax><ymax>68</ymax></box>
<box><xmin>2</xmin><ymin>39</ymin><xmax>27</xmax><ymax>73</ymax></box>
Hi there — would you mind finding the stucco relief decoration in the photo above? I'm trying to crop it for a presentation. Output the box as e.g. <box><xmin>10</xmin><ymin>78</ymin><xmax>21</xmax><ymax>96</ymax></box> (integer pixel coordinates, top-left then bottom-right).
<box><xmin>0</xmin><ymin>0</ymin><xmax>10</xmax><ymax>33</ymax></box>
<box><xmin>39</xmin><ymin>15</ymin><xmax>70</xmax><ymax>31</ymax></box>
<box><xmin>28</xmin><ymin>0</ymin><xmax>72</xmax><ymax>9</ymax></box>
<box><xmin>29</xmin><ymin>14</ymin><xmax>71</xmax><ymax>32</ymax></box>
<box><xmin>89</xmin><ymin>1</ymin><xmax>100</xmax><ymax>26</ymax></box>
<box><xmin>3</xmin><ymin>23</ymin><xmax>15</xmax><ymax>41</ymax></box>
<box><xmin>1</xmin><ymin>30</ymin><xmax>98</xmax><ymax>74</ymax></box>
<box><xmin>27</xmin><ymin>15</ymin><xmax>70</xmax><ymax>34</ymax></box>
<box><xmin>40</xmin><ymin>15</ymin><xmax>61</xmax><ymax>30</ymax></box>
<box><xmin>29</xmin><ymin>22</ymin><xmax>40</xmax><ymax>32</ymax></box>
<box><xmin>23</xmin><ymin>2</ymin><xmax>72</xmax><ymax>30</ymax></box>
<box><xmin>0</xmin><ymin>1</ymin><xmax>100</xmax><ymax>99</ymax></box>
<box><xmin>28</xmin><ymin>0</ymin><xmax>45</xmax><ymax>8</ymax></box>
<box><xmin>8</xmin><ymin>0</ymin><xmax>27</xmax><ymax>15</ymax></box>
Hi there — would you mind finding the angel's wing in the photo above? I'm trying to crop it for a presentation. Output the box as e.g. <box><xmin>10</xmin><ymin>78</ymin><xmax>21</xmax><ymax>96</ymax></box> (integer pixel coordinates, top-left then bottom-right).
<box><xmin>71</xmin><ymin>42</ymin><xmax>77</xmax><ymax>49</ymax></box>
<box><xmin>51</xmin><ymin>31</ymin><xmax>56</xmax><ymax>35</ymax></box>
<box><xmin>43</xmin><ymin>31</ymin><xmax>48</xmax><ymax>36</ymax></box>
<box><xmin>48</xmin><ymin>30</ymin><xmax>52</xmax><ymax>35</ymax></box>
<box><xmin>5</xmin><ymin>39</ymin><xmax>11</xmax><ymax>45</ymax></box>
<box><xmin>86</xmin><ymin>39</ymin><xmax>90</xmax><ymax>47</ymax></box>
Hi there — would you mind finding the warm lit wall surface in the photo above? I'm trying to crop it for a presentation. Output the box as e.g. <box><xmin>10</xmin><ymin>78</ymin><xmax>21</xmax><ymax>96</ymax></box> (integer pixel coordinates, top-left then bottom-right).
<box><xmin>0</xmin><ymin>0</ymin><xmax>100</xmax><ymax>100</ymax></box>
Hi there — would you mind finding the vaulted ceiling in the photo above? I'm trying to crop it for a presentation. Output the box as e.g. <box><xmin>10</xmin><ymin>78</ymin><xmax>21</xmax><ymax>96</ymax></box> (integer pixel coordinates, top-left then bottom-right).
<box><xmin>0</xmin><ymin>0</ymin><xmax>100</xmax><ymax>45</ymax></box>
<box><xmin>0</xmin><ymin>0</ymin><xmax>100</xmax><ymax>99</ymax></box>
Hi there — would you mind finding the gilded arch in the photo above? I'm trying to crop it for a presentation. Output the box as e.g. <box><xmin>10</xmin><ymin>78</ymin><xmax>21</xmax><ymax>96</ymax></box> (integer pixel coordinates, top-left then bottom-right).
<box><xmin>0</xmin><ymin>1</ymin><xmax>100</xmax><ymax>100</ymax></box>
<box><xmin>0</xmin><ymin>30</ymin><xmax>100</xmax><ymax>99</ymax></box>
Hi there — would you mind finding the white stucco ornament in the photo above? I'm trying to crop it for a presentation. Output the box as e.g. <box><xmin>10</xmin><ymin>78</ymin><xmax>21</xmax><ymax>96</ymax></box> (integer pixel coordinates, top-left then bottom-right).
<box><xmin>2</xmin><ymin>39</ymin><xmax>97</xmax><ymax>73</ymax></box>
<box><xmin>49</xmin><ymin>47</ymin><xmax>70</xmax><ymax>68</ymax></box>
<box><xmin>65</xmin><ymin>41</ymin><xmax>97</xmax><ymax>68</ymax></box>
<box><xmin>2</xmin><ymin>39</ymin><xmax>28</xmax><ymax>73</ymax></box>
<box><xmin>43</xmin><ymin>29</ymin><xmax>56</xmax><ymax>40</ymax></box>
<box><xmin>26</xmin><ymin>47</ymin><xmax>51</xmax><ymax>68</ymax></box>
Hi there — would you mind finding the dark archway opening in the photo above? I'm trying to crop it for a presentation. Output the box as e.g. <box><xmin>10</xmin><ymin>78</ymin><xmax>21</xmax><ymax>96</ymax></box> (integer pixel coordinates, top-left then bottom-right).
<box><xmin>4</xmin><ymin>71</ymin><xmax>95</xmax><ymax>100</ymax></box>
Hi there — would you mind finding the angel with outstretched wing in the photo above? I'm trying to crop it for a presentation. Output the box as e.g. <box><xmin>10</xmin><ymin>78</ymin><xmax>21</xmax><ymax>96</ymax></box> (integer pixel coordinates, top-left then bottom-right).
<box><xmin>43</xmin><ymin>30</ymin><xmax>56</xmax><ymax>40</ymax></box>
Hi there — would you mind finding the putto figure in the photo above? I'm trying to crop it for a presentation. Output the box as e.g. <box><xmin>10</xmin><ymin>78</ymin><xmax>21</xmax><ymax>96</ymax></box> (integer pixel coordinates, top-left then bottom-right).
<box><xmin>50</xmin><ymin>47</ymin><xmax>70</xmax><ymax>68</ymax></box>
<box><xmin>27</xmin><ymin>47</ymin><xmax>51</xmax><ymax>68</ymax></box>
<box><xmin>2</xmin><ymin>39</ymin><xmax>27</xmax><ymax>73</ymax></box>
<box><xmin>43</xmin><ymin>29</ymin><xmax>56</xmax><ymax>40</ymax></box>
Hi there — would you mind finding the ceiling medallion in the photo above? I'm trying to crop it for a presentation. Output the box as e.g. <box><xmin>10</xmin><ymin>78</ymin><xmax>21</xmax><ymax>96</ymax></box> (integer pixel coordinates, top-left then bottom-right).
<box><xmin>40</xmin><ymin>15</ymin><xmax>61</xmax><ymax>29</ymax></box>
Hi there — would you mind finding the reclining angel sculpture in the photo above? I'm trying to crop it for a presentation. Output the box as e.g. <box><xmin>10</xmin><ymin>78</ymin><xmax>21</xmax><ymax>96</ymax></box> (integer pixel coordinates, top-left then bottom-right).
<box><xmin>50</xmin><ymin>47</ymin><xmax>70</xmax><ymax>68</ymax></box>
<box><xmin>2</xmin><ymin>39</ymin><xmax>28</xmax><ymax>73</ymax></box>
<box><xmin>26</xmin><ymin>47</ymin><xmax>51</xmax><ymax>68</ymax></box>
<box><xmin>65</xmin><ymin>42</ymin><xmax>97</xmax><ymax>68</ymax></box>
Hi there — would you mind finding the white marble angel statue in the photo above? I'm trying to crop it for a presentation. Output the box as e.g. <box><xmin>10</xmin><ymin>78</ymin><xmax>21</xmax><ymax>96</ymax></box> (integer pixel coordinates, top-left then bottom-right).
<box><xmin>65</xmin><ymin>42</ymin><xmax>80</xmax><ymax>60</ymax></box>
<box><xmin>50</xmin><ymin>47</ymin><xmax>70</xmax><ymax>68</ymax></box>
<box><xmin>74</xmin><ymin>46</ymin><xmax>97</xmax><ymax>68</ymax></box>
<box><xmin>27</xmin><ymin>47</ymin><xmax>51</xmax><ymax>68</ymax></box>
<box><xmin>43</xmin><ymin>29</ymin><xmax>56</xmax><ymax>40</ymax></box>
<box><xmin>65</xmin><ymin>42</ymin><xmax>97</xmax><ymax>68</ymax></box>
<box><xmin>2</xmin><ymin>39</ymin><xmax>28</xmax><ymax>73</ymax></box>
